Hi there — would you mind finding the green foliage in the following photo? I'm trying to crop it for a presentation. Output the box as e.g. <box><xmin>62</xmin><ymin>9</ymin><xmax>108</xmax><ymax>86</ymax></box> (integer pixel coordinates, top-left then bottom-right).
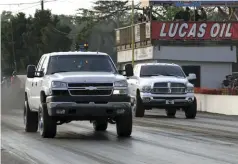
<box><xmin>1</xmin><ymin>10</ymin><xmax>72</xmax><ymax>72</ymax></box>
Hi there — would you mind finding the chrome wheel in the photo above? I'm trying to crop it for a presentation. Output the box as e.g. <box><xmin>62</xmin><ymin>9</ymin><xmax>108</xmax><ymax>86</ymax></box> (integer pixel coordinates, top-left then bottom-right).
<box><xmin>132</xmin><ymin>98</ymin><xmax>137</xmax><ymax>112</ymax></box>
<box><xmin>38</xmin><ymin>110</ymin><xmax>43</xmax><ymax>135</ymax></box>
<box><xmin>23</xmin><ymin>102</ymin><xmax>27</xmax><ymax>125</ymax></box>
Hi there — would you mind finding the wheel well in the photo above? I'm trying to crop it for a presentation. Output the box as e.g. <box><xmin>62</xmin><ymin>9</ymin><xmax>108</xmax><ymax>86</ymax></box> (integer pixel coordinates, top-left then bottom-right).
<box><xmin>136</xmin><ymin>89</ymin><xmax>140</xmax><ymax>96</ymax></box>
<box><xmin>40</xmin><ymin>91</ymin><xmax>46</xmax><ymax>103</ymax></box>
<box><xmin>25</xmin><ymin>92</ymin><xmax>27</xmax><ymax>100</ymax></box>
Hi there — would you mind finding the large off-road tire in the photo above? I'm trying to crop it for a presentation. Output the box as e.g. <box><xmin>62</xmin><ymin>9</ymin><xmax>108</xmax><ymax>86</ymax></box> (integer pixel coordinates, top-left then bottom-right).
<box><xmin>116</xmin><ymin>108</ymin><xmax>132</xmax><ymax>137</ymax></box>
<box><xmin>184</xmin><ymin>97</ymin><xmax>197</xmax><ymax>119</ymax></box>
<box><xmin>24</xmin><ymin>100</ymin><xmax>38</xmax><ymax>132</ymax></box>
<box><xmin>165</xmin><ymin>108</ymin><xmax>177</xmax><ymax>118</ymax></box>
<box><xmin>134</xmin><ymin>92</ymin><xmax>145</xmax><ymax>117</ymax></box>
<box><xmin>93</xmin><ymin>120</ymin><xmax>108</xmax><ymax>131</ymax></box>
<box><xmin>38</xmin><ymin>104</ymin><xmax>57</xmax><ymax>138</ymax></box>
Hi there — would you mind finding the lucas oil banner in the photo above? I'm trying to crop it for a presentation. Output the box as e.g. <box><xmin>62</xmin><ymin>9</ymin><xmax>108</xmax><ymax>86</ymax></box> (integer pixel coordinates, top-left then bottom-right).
<box><xmin>151</xmin><ymin>21</ymin><xmax>238</xmax><ymax>40</ymax></box>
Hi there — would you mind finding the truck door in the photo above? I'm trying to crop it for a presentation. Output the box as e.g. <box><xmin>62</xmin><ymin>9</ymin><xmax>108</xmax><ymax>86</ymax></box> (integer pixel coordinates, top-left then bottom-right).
<box><xmin>34</xmin><ymin>56</ymin><xmax>49</xmax><ymax>109</ymax></box>
<box><xmin>31</xmin><ymin>56</ymin><xmax>46</xmax><ymax>110</ymax></box>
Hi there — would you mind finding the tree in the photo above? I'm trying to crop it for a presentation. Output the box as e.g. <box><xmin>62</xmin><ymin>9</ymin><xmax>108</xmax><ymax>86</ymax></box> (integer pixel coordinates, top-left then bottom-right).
<box><xmin>1</xmin><ymin>9</ymin><xmax>72</xmax><ymax>72</ymax></box>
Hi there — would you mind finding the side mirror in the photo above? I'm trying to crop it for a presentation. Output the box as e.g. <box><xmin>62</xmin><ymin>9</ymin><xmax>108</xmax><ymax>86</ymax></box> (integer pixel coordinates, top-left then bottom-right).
<box><xmin>38</xmin><ymin>71</ymin><xmax>44</xmax><ymax>77</ymax></box>
<box><xmin>27</xmin><ymin>65</ymin><xmax>36</xmax><ymax>78</ymax></box>
<box><xmin>187</xmin><ymin>73</ymin><xmax>196</xmax><ymax>80</ymax></box>
<box><xmin>125</xmin><ymin>64</ymin><xmax>134</xmax><ymax>77</ymax></box>
<box><xmin>118</xmin><ymin>70</ymin><xmax>124</xmax><ymax>75</ymax></box>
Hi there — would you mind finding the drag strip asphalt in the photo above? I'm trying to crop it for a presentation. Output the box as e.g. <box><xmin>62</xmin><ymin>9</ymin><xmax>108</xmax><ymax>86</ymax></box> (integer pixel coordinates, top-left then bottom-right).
<box><xmin>1</xmin><ymin>108</ymin><xmax>238</xmax><ymax>164</ymax></box>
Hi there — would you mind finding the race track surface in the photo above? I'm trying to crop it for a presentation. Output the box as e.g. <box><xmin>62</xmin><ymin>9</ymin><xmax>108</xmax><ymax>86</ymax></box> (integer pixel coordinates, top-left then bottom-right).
<box><xmin>1</xmin><ymin>107</ymin><xmax>238</xmax><ymax>164</ymax></box>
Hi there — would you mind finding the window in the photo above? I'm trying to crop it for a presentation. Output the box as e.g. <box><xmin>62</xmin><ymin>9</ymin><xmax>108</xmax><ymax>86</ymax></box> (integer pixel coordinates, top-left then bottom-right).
<box><xmin>140</xmin><ymin>65</ymin><xmax>186</xmax><ymax>77</ymax></box>
<box><xmin>46</xmin><ymin>55</ymin><xmax>117</xmax><ymax>74</ymax></box>
<box><xmin>36</xmin><ymin>56</ymin><xmax>45</xmax><ymax>72</ymax></box>
<box><xmin>133</xmin><ymin>65</ymin><xmax>139</xmax><ymax>77</ymax></box>
<box><xmin>41</xmin><ymin>56</ymin><xmax>49</xmax><ymax>74</ymax></box>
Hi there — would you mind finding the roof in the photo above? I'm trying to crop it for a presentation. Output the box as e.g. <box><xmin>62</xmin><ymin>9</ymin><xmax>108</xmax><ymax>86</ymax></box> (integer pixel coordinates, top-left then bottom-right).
<box><xmin>137</xmin><ymin>63</ymin><xmax>179</xmax><ymax>67</ymax></box>
<box><xmin>149</xmin><ymin>1</ymin><xmax>238</xmax><ymax>7</ymax></box>
<box><xmin>43</xmin><ymin>51</ymin><xmax>108</xmax><ymax>57</ymax></box>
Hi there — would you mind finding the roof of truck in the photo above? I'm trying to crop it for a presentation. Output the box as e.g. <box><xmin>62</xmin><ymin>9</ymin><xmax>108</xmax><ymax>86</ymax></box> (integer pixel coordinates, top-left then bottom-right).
<box><xmin>137</xmin><ymin>63</ymin><xmax>180</xmax><ymax>67</ymax></box>
<box><xmin>43</xmin><ymin>51</ymin><xmax>108</xmax><ymax>57</ymax></box>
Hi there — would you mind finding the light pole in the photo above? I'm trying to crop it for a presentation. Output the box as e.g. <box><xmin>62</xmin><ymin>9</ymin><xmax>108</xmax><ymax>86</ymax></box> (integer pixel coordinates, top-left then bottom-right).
<box><xmin>131</xmin><ymin>0</ymin><xmax>135</xmax><ymax>67</ymax></box>
<box><xmin>8</xmin><ymin>19</ymin><xmax>17</xmax><ymax>72</ymax></box>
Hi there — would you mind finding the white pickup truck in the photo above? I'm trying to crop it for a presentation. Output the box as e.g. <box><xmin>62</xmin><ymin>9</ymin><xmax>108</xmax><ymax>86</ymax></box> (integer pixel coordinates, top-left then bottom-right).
<box><xmin>24</xmin><ymin>51</ymin><xmax>133</xmax><ymax>138</ymax></box>
<box><xmin>125</xmin><ymin>63</ymin><xmax>197</xmax><ymax>118</ymax></box>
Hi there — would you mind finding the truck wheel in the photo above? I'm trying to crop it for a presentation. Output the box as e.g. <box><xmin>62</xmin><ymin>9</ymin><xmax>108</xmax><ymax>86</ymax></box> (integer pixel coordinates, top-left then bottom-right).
<box><xmin>93</xmin><ymin>120</ymin><xmax>108</xmax><ymax>131</ymax></box>
<box><xmin>38</xmin><ymin>104</ymin><xmax>57</xmax><ymax>138</ymax></box>
<box><xmin>165</xmin><ymin>108</ymin><xmax>176</xmax><ymax>118</ymax></box>
<box><xmin>116</xmin><ymin>108</ymin><xmax>132</xmax><ymax>137</ymax></box>
<box><xmin>185</xmin><ymin>97</ymin><xmax>197</xmax><ymax>119</ymax></box>
<box><xmin>24</xmin><ymin>100</ymin><xmax>38</xmax><ymax>132</ymax></box>
<box><xmin>134</xmin><ymin>92</ymin><xmax>145</xmax><ymax>117</ymax></box>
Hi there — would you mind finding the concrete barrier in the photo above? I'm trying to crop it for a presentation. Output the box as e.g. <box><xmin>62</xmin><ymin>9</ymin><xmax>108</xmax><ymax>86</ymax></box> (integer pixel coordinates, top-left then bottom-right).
<box><xmin>195</xmin><ymin>94</ymin><xmax>238</xmax><ymax>115</ymax></box>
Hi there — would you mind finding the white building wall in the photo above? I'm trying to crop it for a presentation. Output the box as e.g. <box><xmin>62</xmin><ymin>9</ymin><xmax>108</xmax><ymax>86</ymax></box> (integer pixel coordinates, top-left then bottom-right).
<box><xmin>153</xmin><ymin>46</ymin><xmax>237</xmax><ymax>62</ymax></box>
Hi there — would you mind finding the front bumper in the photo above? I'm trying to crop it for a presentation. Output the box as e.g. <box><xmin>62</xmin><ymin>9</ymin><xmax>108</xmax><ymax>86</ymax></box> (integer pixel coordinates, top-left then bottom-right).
<box><xmin>46</xmin><ymin>95</ymin><xmax>131</xmax><ymax>117</ymax></box>
<box><xmin>139</xmin><ymin>92</ymin><xmax>195</xmax><ymax>108</ymax></box>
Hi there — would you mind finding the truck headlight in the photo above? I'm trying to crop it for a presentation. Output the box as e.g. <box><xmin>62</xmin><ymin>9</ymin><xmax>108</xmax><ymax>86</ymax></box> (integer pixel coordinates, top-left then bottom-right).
<box><xmin>51</xmin><ymin>81</ymin><xmax>67</xmax><ymax>89</ymax></box>
<box><xmin>141</xmin><ymin>86</ymin><xmax>151</xmax><ymax>93</ymax></box>
<box><xmin>186</xmin><ymin>87</ymin><xmax>194</xmax><ymax>93</ymax></box>
<box><xmin>114</xmin><ymin>80</ymin><xmax>128</xmax><ymax>87</ymax></box>
<box><xmin>113</xmin><ymin>89</ymin><xmax>128</xmax><ymax>95</ymax></box>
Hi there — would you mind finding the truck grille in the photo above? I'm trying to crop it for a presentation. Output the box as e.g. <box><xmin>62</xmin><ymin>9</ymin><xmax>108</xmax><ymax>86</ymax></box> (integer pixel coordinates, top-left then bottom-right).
<box><xmin>69</xmin><ymin>90</ymin><xmax>112</xmax><ymax>96</ymax></box>
<box><xmin>68</xmin><ymin>83</ymin><xmax>113</xmax><ymax>96</ymax></box>
<box><xmin>152</xmin><ymin>82</ymin><xmax>186</xmax><ymax>94</ymax></box>
<box><xmin>68</xmin><ymin>83</ymin><xmax>113</xmax><ymax>87</ymax></box>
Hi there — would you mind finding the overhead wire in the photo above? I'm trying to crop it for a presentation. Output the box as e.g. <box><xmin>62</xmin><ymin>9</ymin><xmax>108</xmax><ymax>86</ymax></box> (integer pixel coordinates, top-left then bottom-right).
<box><xmin>10</xmin><ymin>0</ymin><xmax>58</xmax><ymax>14</ymax></box>
<box><xmin>12</xmin><ymin>4</ymin><xmax>41</xmax><ymax>13</ymax></box>
<box><xmin>0</xmin><ymin>1</ymin><xmax>41</xmax><ymax>6</ymax></box>
<box><xmin>0</xmin><ymin>0</ymin><xmax>57</xmax><ymax>6</ymax></box>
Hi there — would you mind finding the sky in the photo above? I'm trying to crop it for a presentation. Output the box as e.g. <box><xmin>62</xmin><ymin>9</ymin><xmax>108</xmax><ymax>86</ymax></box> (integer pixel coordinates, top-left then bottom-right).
<box><xmin>0</xmin><ymin>0</ymin><xmax>142</xmax><ymax>16</ymax></box>
<box><xmin>0</xmin><ymin>0</ymin><xmax>95</xmax><ymax>16</ymax></box>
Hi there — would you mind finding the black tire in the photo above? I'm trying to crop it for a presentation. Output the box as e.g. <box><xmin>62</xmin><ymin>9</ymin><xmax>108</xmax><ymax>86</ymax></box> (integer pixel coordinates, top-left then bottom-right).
<box><xmin>93</xmin><ymin>120</ymin><xmax>108</xmax><ymax>131</ymax></box>
<box><xmin>185</xmin><ymin>97</ymin><xmax>197</xmax><ymax>119</ymax></box>
<box><xmin>38</xmin><ymin>104</ymin><xmax>57</xmax><ymax>138</ymax></box>
<box><xmin>134</xmin><ymin>92</ymin><xmax>145</xmax><ymax>117</ymax></box>
<box><xmin>116</xmin><ymin>108</ymin><xmax>132</xmax><ymax>137</ymax></box>
<box><xmin>24</xmin><ymin>100</ymin><xmax>38</xmax><ymax>132</ymax></box>
<box><xmin>165</xmin><ymin>108</ymin><xmax>176</xmax><ymax>118</ymax></box>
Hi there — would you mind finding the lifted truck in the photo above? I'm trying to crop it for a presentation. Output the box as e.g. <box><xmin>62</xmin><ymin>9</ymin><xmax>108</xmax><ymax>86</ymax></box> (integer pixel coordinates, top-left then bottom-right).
<box><xmin>24</xmin><ymin>51</ymin><xmax>133</xmax><ymax>138</ymax></box>
<box><xmin>125</xmin><ymin>63</ymin><xmax>197</xmax><ymax>118</ymax></box>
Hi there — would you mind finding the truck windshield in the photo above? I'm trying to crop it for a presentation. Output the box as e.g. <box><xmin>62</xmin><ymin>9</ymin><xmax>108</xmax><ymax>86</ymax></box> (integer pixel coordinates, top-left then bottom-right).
<box><xmin>47</xmin><ymin>55</ymin><xmax>117</xmax><ymax>74</ymax></box>
<box><xmin>140</xmin><ymin>65</ymin><xmax>186</xmax><ymax>78</ymax></box>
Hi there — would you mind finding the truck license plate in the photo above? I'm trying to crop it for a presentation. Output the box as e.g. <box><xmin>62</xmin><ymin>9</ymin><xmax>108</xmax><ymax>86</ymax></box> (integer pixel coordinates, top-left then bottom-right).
<box><xmin>166</xmin><ymin>100</ymin><xmax>174</xmax><ymax>104</ymax></box>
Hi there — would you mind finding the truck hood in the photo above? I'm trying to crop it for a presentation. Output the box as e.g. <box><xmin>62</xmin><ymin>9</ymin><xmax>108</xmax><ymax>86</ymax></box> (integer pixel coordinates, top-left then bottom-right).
<box><xmin>139</xmin><ymin>76</ymin><xmax>192</xmax><ymax>86</ymax></box>
<box><xmin>47</xmin><ymin>72</ymin><xmax>125</xmax><ymax>83</ymax></box>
